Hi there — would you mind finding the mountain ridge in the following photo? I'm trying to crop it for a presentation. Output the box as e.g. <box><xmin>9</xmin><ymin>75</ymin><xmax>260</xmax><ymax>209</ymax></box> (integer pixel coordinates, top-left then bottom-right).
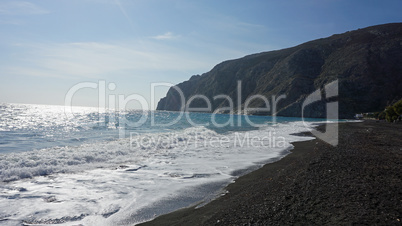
<box><xmin>157</xmin><ymin>23</ymin><xmax>402</xmax><ymax>118</ymax></box>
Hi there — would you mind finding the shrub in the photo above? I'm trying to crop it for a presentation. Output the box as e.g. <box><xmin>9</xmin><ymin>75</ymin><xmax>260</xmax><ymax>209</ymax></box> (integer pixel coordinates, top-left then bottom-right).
<box><xmin>377</xmin><ymin>111</ymin><xmax>386</xmax><ymax>120</ymax></box>
<box><xmin>385</xmin><ymin>106</ymin><xmax>398</xmax><ymax>122</ymax></box>
<box><xmin>393</xmin><ymin>99</ymin><xmax>402</xmax><ymax>116</ymax></box>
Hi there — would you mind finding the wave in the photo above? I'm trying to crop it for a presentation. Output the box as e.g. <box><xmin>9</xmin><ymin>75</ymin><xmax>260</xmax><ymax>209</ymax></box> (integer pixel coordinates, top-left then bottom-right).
<box><xmin>0</xmin><ymin>122</ymin><xmax>314</xmax><ymax>182</ymax></box>
<box><xmin>0</xmin><ymin>121</ymin><xmax>316</xmax><ymax>225</ymax></box>
<box><xmin>0</xmin><ymin>126</ymin><xmax>234</xmax><ymax>182</ymax></box>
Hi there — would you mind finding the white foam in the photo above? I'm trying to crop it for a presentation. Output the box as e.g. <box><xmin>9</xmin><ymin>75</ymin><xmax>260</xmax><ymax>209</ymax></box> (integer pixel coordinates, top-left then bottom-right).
<box><xmin>0</xmin><ymin>121</ymin><xmax>316</xmax><ymax>225</ymax></box>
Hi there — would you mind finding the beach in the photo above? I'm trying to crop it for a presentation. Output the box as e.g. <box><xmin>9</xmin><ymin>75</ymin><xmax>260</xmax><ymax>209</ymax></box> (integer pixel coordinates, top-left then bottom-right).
<box><xmin>141</xmin><ymin>121</ymin><xmax>402</xmax><ymax>225</ymax></box>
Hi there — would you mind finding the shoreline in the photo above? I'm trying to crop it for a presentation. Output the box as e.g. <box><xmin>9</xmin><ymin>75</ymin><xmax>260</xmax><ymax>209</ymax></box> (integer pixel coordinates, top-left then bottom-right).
<box><xmin>140</xmin><ymin>121</ymin><xmax>401</xmax><ymax>225</ymax></box>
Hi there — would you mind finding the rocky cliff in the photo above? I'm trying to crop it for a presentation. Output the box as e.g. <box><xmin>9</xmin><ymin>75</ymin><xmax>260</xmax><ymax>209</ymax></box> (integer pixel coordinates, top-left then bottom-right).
<box><xmin>157</xmin><ymin>23</ymin><xmax>402</xmax><ymax>118</ymax></box>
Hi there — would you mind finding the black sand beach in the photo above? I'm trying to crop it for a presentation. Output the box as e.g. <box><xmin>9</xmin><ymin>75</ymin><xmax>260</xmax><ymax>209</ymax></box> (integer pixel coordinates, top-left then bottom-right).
<box><xmin>140</xmin><ymin>121</ymin><xmax>401</xmax><ymax>225</ymax></box>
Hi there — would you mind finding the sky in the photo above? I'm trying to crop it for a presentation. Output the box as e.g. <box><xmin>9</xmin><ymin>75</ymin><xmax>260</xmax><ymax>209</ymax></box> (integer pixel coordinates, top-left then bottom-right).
<box><xmin>0</xmin><ymin>0</ymin><xmax>401</xmax><ymax>110</ymax></box>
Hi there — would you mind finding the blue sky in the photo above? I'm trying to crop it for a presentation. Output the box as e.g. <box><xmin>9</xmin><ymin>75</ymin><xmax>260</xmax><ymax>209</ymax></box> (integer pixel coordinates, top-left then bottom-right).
<box><xmin>0</xmin><ymin>0</ymin><xmax>401</xmax><ymax>109</ymax></box>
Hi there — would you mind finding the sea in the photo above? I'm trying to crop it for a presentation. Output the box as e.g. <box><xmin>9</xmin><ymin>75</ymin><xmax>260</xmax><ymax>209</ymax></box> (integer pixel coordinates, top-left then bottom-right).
<box><xmin>0</xmin><ymin>103</ymin><xmax>327</xmax><ymax>225</ymax></box>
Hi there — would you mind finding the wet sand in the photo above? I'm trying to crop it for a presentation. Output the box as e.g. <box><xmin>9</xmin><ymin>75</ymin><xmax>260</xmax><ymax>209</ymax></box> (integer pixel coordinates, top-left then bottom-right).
<box><xmin>140</xmin><ymin>121</ymin><xmax>401</xmax><ymax>225</ymax></box>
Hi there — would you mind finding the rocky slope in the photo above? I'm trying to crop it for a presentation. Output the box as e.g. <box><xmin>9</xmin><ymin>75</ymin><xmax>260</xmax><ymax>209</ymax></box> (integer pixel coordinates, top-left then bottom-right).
<box><xmin>157</xmin><ymin>23</ymin><xmax>402</xmax><ymax>118</ymax></box>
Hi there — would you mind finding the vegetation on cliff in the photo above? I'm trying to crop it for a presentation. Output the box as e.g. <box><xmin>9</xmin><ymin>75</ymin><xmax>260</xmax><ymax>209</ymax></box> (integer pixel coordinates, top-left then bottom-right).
<box><xmin>384</xmin><ymin>99</ymin><xmax>402</xmax><ymax>122</ymax></box>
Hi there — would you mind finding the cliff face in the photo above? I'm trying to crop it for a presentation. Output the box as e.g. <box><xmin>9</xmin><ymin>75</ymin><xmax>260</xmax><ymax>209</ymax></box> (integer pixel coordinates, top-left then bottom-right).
<box><xmin>157</xmin><ymin>23</ymin><xmax>402</xmax><ymax>118</ymax></box>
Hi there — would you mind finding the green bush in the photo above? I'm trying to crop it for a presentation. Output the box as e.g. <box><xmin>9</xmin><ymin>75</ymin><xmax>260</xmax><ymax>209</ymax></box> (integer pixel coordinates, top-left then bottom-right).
<box><xmin>373</xmin><ymin>99</ymin><xmax>401</xmax><ymax>121</ymax></box>
<box><xmin>385</xmin><ymin>106</ymin><xmax>398</xmax><ymax>122</ymax></box>
<box><xmin>377</xmin><ymin>111</ymin><xmax>386</xmax><ymax>120</ymax></box>
<box><xmin>393</xmin><ymin>99</ymin><xmax>402</xmax><ymax>115</ymax></box>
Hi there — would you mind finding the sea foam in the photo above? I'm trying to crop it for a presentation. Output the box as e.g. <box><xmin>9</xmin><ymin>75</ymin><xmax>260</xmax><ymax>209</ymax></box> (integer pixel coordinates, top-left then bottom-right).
<box><xmin>0</xmin><ymin>121</ymin><xmax>315</xmax><ymax>225</ymax></box>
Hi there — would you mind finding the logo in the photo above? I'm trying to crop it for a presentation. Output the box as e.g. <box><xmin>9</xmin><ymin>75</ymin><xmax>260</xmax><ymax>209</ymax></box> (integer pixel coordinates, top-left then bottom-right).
<box><xmin>64</xmin><ymin>79</ymin><xmax>339</xmax><ymax>146</ymax></box>
<box><xmin>302</xmin><ymin>80</ymin><xmax>339</xmax><ymax>146</ymax></box>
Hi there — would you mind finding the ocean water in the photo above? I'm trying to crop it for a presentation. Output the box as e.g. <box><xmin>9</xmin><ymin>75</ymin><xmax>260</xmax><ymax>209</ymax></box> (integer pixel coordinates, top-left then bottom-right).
<box><xmin>0</xmin><ymin>103</ymin><xmax>321</xmax><ymax>225</ymax></box>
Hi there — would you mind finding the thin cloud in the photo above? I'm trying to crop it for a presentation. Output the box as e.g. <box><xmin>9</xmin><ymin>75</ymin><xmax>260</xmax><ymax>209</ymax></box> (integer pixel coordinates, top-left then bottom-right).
<box><xmin>0</xmin><ymin>1</ymin><xmax>49</xmax><ymax>15</ymax></box>
<box><xmin>237</xmin><ymin>22</ymin><xmax>266</xmax><ymax>29</ymax></box>
<box><xmin>152</xmin><ymin>32</ymin><xmax>180</xmax><ymax>40</ymax></box>
<box><xmin>0</xmin><ymin>19</ymin><xmax>23</xmax><ymax>25</ymax></box>
<box><xmin>113</xmin><ymin>0</ymin><xmax>135</xmax><ymax>27</ymax></box>
<box><xmin>2</xmin><ymin>41</ymin><xmax>215</xmax><ymax>80</ymax></box>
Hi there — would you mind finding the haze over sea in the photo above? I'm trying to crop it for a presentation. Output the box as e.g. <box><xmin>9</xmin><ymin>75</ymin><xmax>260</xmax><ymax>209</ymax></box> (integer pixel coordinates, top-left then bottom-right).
<box><xmin>0</xmin><ymin>102</ymin><xmax>329</xmax><ymax>225</ymax></box>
